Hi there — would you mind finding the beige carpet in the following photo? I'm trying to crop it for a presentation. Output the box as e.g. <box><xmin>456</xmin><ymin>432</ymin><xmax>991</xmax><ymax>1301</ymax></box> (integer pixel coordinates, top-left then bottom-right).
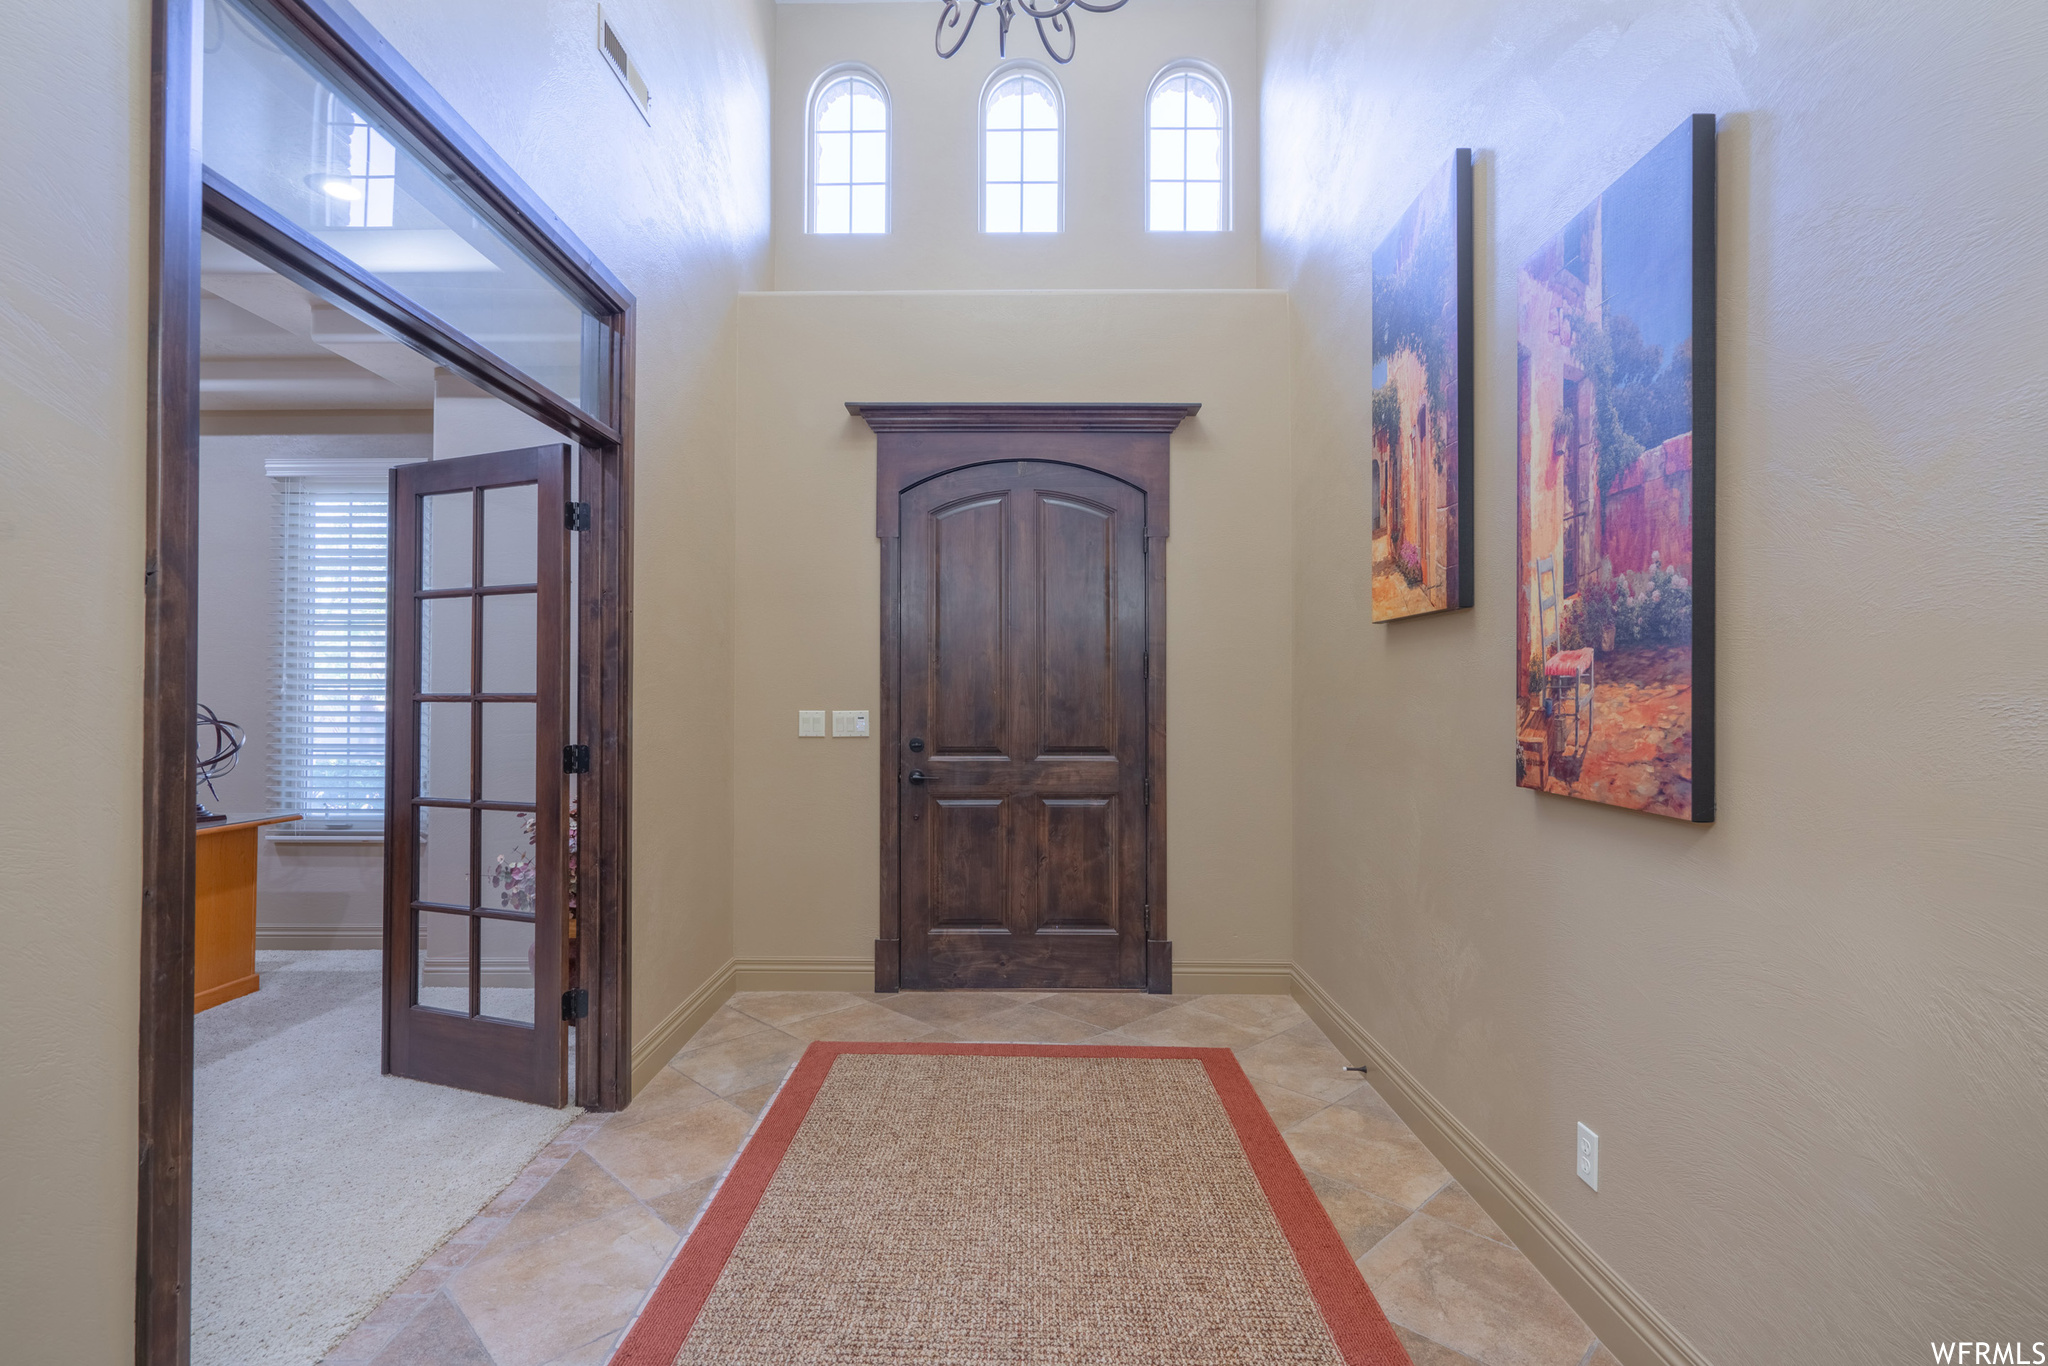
<box><xmin>192</xmin><ymin>950</ymin><xmax>576</xmax><ymax>1366</ymax></box>
<box><xmin>670</xmin><ymin>1052</ymin><xmax>1354</xmax><ymax>1365</ymax></box>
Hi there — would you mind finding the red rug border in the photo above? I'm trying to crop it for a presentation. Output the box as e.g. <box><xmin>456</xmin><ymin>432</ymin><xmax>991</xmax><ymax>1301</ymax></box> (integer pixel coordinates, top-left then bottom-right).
<box><xmin>611</xmin><ymin>1040</ymin><xmax>1413</xmax><ymax>1366</ymax></box>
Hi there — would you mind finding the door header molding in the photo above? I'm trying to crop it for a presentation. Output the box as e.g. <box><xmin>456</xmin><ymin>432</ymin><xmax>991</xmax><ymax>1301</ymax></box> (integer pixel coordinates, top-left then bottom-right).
<box><xmin>848</xmin><ymin>402</ymin><xmax>1199</xmax><ymax>434</ymax></box>
<box><xmin>854</xmin><ymin>403</ymin><xmax>1198</xmax><ymax>539</ymax></box>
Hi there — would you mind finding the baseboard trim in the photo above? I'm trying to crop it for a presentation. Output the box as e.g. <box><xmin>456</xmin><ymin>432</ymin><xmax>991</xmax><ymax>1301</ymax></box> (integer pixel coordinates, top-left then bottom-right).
<box><xmin>256</xmin><ymin>926</ymin><xmax>382</xmax><ymax>951</ymax></box>
<box><xmin>1289</xmin><ymin>967</ymin><xmax>1710</xmax><ymax>1366</ymax></box>
<box><xmin>731</xmin><ymin>955</ymin><xmax>874</xmax><ymax>992</ymax></box>
<box><xmin>631</xmin><ymin>959</ymin><xmax>739</xmax><ymax>1095</ymax></box>
<box><xmin>1172</xmin><ymin>959</ymin><xmax>1296</xmax><ymax>994</ymax></box>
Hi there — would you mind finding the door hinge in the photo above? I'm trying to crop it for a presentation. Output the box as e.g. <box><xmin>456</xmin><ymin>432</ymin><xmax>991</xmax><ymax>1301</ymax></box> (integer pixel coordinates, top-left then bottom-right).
<box><xmin>565</xmin><ymin>500</ymin><xmax>591</xmax><ymax>531</ymax></box>
<box><xmin>562</xmin><ymin>987</ymin><xmax>589</xmax><ymax>1021</ymax></box>
<box><xmin>1144</xmin><ymin>902</ymin><xmax>1152</xmax><ymax>933</ymax></box>
<box><xmin>1144</xmin><ymin>776</ymin><xmax>1152</xmax><ymax>806</ymax></box>
<box><xmin>563</xmin><ymin>744</ymin><xmax>591</xmax><ymax>774</ymax></box>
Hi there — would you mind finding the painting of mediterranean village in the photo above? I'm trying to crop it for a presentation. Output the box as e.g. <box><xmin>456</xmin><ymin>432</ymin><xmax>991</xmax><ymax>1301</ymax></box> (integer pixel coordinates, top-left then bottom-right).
<box><xmin>1516</xmin><ymin>119</ymin><xmax>1712</xmax><ymax>820</ymax></box>
<box><xmin>1371</xmin><ymin>152</ymin><xmax>1471</xmax><ymax>620</ymax></box>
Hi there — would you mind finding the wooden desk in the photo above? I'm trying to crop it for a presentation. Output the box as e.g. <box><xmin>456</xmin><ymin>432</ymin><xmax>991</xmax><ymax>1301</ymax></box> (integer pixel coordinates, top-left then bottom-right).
<box><xmin>195</xmin><ymin>812</ymin><xmax>301</xmax><ymax>1012</ymax></box>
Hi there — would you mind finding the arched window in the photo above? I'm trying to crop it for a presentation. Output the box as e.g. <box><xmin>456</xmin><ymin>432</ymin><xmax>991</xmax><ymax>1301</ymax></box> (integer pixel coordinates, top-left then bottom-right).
<box><xmin>982</xmin><ymin>67</ymin><xmax>1061</xmax><ymax>233</ymax></box>
<box><xmin>810</xmin><ymin>68</ymin><xmax>888</xmax><ymax>234</ymax></box>
<box><xmin>1147</xmin><ymin>65</ymin><xmax>1228</xmax><ymax>232</ymax></box>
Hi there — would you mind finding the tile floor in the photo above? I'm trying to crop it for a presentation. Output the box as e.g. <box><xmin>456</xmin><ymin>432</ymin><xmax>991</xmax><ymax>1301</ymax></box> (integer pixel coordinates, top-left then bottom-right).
<box><xmin>324</xmin><ymin>991</ymin><xmax>1613</xmax><ymax>1366</ymax></box>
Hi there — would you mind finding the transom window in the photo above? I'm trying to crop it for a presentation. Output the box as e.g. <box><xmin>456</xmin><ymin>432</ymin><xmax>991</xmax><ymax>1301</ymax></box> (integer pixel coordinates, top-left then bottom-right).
<box><xmin>1147</xmin><ymin>67</ymin><xmax>1227</xmax><ymax>232</ymax></box>
<box><xmin>983</xmin><ymin>69</ymin><xmax>1061</xmax><ymax>233</ymax></box>
<box><xmin>811</xmin><ymin>70</ymin><xmax>888</xmax><ymax>234</ymax></box>
<box><xmin>320</xmin><ymin>104</ymin><xmax>396</xmax><ymax>228</ymax></box>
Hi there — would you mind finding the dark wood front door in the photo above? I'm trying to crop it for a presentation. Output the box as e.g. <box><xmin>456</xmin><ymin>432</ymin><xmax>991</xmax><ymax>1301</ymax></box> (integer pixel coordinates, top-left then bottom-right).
<box><xmin>385</xmin><ymin>445</ymin><xmax>572</xmax><ymax>1106</ymax></box>
<box><xmin>897</xmin><ymin>461</ymin><xmax>1149</xmax><ymax>989</ymax></box>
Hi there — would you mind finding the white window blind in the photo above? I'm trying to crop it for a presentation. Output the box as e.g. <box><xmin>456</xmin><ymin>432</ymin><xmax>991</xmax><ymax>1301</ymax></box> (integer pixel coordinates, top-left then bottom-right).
<box><xmin>273</xmin><ymin>478</ymin><xmax>390</xmax><ymax>825</ymax></box>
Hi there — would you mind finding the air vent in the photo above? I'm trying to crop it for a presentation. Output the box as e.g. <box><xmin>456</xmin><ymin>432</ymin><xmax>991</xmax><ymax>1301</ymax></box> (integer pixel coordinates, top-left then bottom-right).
<box><xmin>598</xmin><ymin>9</ymin><xmax>652</xmax><ymax>122</ymax></box>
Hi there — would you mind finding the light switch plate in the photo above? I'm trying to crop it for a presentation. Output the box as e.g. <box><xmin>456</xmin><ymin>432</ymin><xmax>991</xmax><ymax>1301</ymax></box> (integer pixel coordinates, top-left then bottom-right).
<box><xmin>797</xmin><ymin>710</ymin><xmax>826</xmax><ymax>737</ymax></box>
<box><xmin>1576</xmin><ymin>1122</ymin><xmax>1599</xmax><ymax>1191</ymax></box>
<box><xmin>832</xmin><ymin>710</ymin><xmax>870</xmax><ymax>738</ymax></box>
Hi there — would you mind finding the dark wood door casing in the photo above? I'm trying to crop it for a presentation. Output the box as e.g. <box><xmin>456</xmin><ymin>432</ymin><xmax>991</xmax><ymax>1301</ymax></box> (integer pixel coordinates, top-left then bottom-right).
<box><xmin>854</xmin><ymin>403</ymin><xmax>1197</xmax><ymax>995</ymax></box>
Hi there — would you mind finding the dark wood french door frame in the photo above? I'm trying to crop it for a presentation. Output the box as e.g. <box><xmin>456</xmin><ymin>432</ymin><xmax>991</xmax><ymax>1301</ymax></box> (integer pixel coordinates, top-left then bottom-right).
<box><xmin>142</xmin><ymin>0</ymin><xmax>635</xmax><ymax>1359</ymax></box>
<box><xmin>850</xmin><ymin>403</ymin><xmax>1198</xmax><ymax>996</ymax></box>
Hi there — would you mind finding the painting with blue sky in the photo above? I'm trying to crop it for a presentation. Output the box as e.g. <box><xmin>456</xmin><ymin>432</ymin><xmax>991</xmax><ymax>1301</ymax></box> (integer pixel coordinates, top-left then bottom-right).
<box><xmin>1515</xmin><ymin>116</ymin><xmax>1716</xmax><ymax>821</ymax></box>
<box><xmin>1370</xmin><ymin>150</ymin><xmax>1473</xmax><ymax>620</ymax></box>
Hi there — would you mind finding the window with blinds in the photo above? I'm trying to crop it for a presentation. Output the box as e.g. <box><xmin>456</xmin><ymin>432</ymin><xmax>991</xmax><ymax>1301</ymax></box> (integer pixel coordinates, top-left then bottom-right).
<box><xmin>273</xmin><ymin>478</ymin><xmax>390</xmax><ymax>827</ymax></box>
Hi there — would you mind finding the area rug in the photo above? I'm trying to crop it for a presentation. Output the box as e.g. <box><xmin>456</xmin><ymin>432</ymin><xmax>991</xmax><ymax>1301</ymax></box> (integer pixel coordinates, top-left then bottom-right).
<box><xmin>614</xmin><ymin>1042</ymin><xmax>1412</xmax><ymax>1366</ymax></box>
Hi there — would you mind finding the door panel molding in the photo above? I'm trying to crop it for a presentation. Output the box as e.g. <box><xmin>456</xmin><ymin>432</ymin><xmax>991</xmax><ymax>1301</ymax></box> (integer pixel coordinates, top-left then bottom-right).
<box><xmin>855</xmin><ymin>403</ymin><xmax>1196</xmax><ymax>995</ymax></box>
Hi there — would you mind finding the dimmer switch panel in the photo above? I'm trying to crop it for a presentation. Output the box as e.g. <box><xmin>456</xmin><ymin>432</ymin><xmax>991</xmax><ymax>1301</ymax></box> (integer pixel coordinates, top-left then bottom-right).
<box><xmin>797</xmin><ymin>710</ymin><xmax>826</xmax><ymax>737</ymax></box>
<box><xmin>832</xmin><ymin>710</ymin><xmax>870</xmax><ymax>738</ymax></box>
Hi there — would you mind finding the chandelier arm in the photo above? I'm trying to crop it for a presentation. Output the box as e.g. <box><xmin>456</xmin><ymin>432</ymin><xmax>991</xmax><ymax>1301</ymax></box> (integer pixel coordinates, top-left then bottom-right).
<box><xmin>1063</xmin><ymin>0</ymin><xmax>1128</xmax><ymax>11</ymax></box>
<box><xmin>1032</xmin><ymin>9</ymin><xmax>1076</xmax><ymax>63</ymax></box>
<box><xmin>1011</xmin><ymin>0</ymin><xmax>1077</xmax><ymax>18</ymax></box>
<box><xmin>934</xmin><ymin>0</ymin><xmax>986</xmax><ymax>60</ymax></box>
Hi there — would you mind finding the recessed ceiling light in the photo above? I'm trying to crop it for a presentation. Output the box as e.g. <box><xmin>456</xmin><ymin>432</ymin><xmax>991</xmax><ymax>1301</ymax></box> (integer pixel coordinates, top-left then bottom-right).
<box><xmin>305</xmin><ymin>174</ymin><xmax>363</xmax><ymax>201</ymax></box>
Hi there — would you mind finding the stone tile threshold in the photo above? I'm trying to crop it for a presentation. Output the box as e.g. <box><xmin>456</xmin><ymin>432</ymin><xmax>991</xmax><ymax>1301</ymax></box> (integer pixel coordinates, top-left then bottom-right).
<box><xmin>325</xmin><ymin>991</ymin><xmax>1617</xmax><ymax>1366</ymax></box>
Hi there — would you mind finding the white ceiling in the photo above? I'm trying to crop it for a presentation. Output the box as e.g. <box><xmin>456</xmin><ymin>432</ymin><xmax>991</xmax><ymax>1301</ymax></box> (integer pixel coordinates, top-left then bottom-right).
<box><xmin>199</xmin><ymin>236</ymin><xmax>437</xmax><ymax>411</ymax></box>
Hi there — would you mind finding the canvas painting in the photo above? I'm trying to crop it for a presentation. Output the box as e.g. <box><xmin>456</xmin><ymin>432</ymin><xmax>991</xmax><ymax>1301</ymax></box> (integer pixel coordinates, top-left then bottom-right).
<box><xmin>1515</xmin><ymin>116</ymin><xmax>1715</xmax><ymax>821</ymax></box>
<box><xmin>1371</xmin><ymin>150</ymin><xmax>1474</xmax><ymax>620</ymax></box>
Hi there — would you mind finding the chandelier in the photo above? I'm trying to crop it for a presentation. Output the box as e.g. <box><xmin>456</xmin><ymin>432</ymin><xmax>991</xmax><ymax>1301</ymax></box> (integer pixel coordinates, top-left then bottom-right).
<box><xmin>935</xmin><ymin>0</ymin><xmax>1131</xmax><ymax>65</ymax></box>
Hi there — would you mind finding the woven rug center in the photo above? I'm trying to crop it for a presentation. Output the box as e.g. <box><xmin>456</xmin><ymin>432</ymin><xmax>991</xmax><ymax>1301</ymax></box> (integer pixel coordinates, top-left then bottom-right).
<box><xmin>674</xmin><ymin>1053</ymin><xmax>1349</xmax><ymax>1365</ymax></box>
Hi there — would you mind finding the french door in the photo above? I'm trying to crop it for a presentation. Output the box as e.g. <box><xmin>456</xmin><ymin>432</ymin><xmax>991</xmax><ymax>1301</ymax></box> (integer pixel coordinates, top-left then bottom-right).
<box><xmin>384</xmin><ymin>446</ymin><xmax>573</xmax><ymax>1106</ymax></box>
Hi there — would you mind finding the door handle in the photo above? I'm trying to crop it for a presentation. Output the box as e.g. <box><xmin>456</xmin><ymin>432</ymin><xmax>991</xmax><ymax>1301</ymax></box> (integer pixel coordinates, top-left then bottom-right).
<box><xmin>907</xmin><ymin>769</ymin><xmax>934</xmax><ymax>785</ymax></box>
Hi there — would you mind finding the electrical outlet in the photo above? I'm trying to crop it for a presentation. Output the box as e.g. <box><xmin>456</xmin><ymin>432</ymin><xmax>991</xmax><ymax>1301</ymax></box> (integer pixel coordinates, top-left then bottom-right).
<box><xmin>832</xmin><ymin>710</ymin><xmax>870</xmax><ymax>738</ymax></box>
<box><xmin>1576</xmin><ymin>1122</ymin><xmax>1599</xmax><ymax>1191</ymax></box>
<box><xmin>797</xmin><ymin>710</ymin><xmax>826</xmax><ymax>737</ymax></box>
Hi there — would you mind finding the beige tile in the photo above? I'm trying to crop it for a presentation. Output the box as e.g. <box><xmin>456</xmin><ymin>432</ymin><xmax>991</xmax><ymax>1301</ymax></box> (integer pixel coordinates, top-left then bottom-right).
<box><xmin>323</xmin><ymin>1291</ymin><xmax>430</xmax><ymax>1362</ymax></box>
<box><xmin>1397</xmin><ymin>1324</ymin><xmax>1486</xmax><ymax>1366</ymax></box>
<box><xmin>1285</xmin><ymin>1104</ymin><xmax>1451</xmax><ymax>1209</ymax></box>
<box><xmin>1032</xmin><ymin>991</ymin><xmax>1178</xmax><ymax>1030</ymax></box>
<box><xmin>1307</xmin><ymin>1171</ymin><xmax>1412</xmax><ymax>1258</ymax></box>
<box><xmin>1251</xmin><ymin>1079</ymin><xmax>1329</xmax><ymax>1132</ymax></box>
<box><xmin>932</xmin><ymin>1002</ymin><xmax>1112</xmax><ymax>1043</ymax></box>
<box><xmin>874</xmin><ymin>990</ymin><xmax>1051</xmax><ymax>1025</ymax></box>
<box><xmin>724</xmin><ymin>1080</ymin><xmax>783</xmax><ymax>1116</ymax></box>
<box><xmin>540</xmin><ymin>1330</ymin><xmax>622</xmax><ymax>1366</ymax></box>
<box><xmin>677</xmin><ymin>1004</ymin><xmax>776</xmax><ymax>1054</ymax></box>
<box><xmin>1093</xmin><ymin>1002</ymin><xmax>1272</xmax><ymax>1049</ymax></box>
<box><xmin>486</xmin><ymin>1151</ymin><xmax>638</xmax><ymax>1257</ymax></box>
<box><xmin>668</xmin><ymin>1028</ymin><xmax>806</xmax><ymax>1097</ymax></box>
<box><xmin>1423</xmin><ymin>1180</ymin><xmax>1514</xmax><ymax>1247</ymax></box>
<box><xmin>365</xmin><ymin>1292</ymin><xmax>493</xmax><ymax>1366</ymax></box>
<box><xmin>1235</xmin><ymin>1023</ymin><xmax>1367</xmax><ymax>1103</ymax></box>
<box><xmin>1357</xmin><ymin>1213</ymin><xmax>1594</xmax><ymax>1366</ymax></box>
<box><xmin>776</xmin><ymin>1000</ymin><xmax>940</xmax><ymax>1042</ymax></box>
<box><xmin>1337</xmin><ymin>1078</ymin><xmax>1406</xmax><ymax>1123</ymax></box>
<box><xmin>1181</xmin><ymin>993</ymin><xmax>1312</xmax><ymax>1038</ymax></box>
<box><xmin>449</xmin><ymin>1203</ymin><xmax>677</xmax><ymax>1366</ymax></box>
<box><xmin>646</xmin><ymin>1174</ymin><xmax>721</xmax><ymax>1236</ymax></box>
<box><xmin>582</xmin><ymin>1096</ymin><xmax>753</xmax><ymax>1201</ymax></box>
<box><xmin>600</xmin><ymin>1066</ymin><xmax>723</xmax><ymax>1137</ymax></box>
<box><xmin>728</xmin><ymin>991</ymin><xmax>871</xmax><ymax>1028</ymax></box>
<box><xmin>1584</xmin><ymin>1347</ymin><xmax>1623</xmax><ymax>1366</ymax></box>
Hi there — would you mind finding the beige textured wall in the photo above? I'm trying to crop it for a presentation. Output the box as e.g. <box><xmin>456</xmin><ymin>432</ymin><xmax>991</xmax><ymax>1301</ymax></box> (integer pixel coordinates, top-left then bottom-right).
<box><xmin>0</xmin><ymin>3</ymin><xmax>147</xmax><ymax>1359</ymax></box>
<box><xmin>0</xmin><ymin>0</ymin><xmax>769</xmax><ymax>1355</ymax></box>
<box><xmin>1264</xmin><ymin>0</ymin><xmax>2048</xmax><ymax>1361</ymax></box>
<box><xmin>772</xmin><ymin>0</ymin><xmax>1259</xmax><ymax>290</ymax></box>
<box><xmin>349</xmin><ymin>0</ymin><xmax>774</xmax><ymax>1066</ymax></box>
<box><xmin>733</xmin><ymin>290</ymin><xmax>1293</xmax><ymax>974</ymax></box>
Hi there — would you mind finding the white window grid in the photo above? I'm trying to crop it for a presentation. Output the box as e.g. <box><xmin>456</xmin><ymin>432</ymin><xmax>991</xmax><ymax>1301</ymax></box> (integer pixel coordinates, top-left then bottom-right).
<box><xmin>983</xmin><ymin>69</ymin><xmax>1061</xmax><ymax>233</ymax></box>
<box><xmin>322</xmin><ymin>101</ymin><xmax>397</xmax><ymax>228</ymax></box>
<box><xmin>1147</xmin><ymin>67</ymin><xmax>1228</xmax><ymax>232</ymax></box>
<box><xmin>272</xmin><ymin>478</ymin><xmax>389</xmax><ymax>824</ymax></box>
<box><xmin>811</xmin><ymin>70</ymin><xmax>889</xmax><ymax>234</ymax></box>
